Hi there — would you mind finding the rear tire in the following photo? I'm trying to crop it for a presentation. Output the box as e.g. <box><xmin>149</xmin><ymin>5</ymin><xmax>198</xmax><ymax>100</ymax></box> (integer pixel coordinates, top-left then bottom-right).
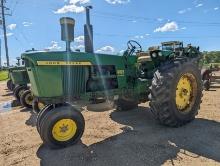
<box><xmin>20</xmin><ymin>90</ymin><xmax>33</xmax><ymax>108</ymax></box>
<box><xmin>38</xmin><ymin>105</ymin><xmax>85</xmax><ymax>149</ymax></box>
<box><xmin>149</xmin><ymin>58</ymin><xmax>202</xmax><ymax>127</ymax></box>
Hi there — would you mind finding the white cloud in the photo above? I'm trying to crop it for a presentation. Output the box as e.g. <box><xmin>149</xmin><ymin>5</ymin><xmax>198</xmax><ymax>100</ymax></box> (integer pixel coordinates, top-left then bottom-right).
<box><xmin>134</xmin><ymin>35</ymin><xmax>144</xmax><ymax>39</ymax></box>
<box><xmin>157</xmin><ymin>18</ymin><xmax>163</xmax><ymax>22</ymax></box>
<box><xmin>7</xmin><ymin>24</ymin><xmax>16</xmax><ymax>30</ymax></box>
<box><xmin>154</xmin><ymin>22</ymin><xmax>179</xmax><ymax>33</ymax></box>
<box><xmin>54</xmin><ymin>4</ymin><xmax>84</xmax><ymax>13</ymax></box>
<box><xmin>96</xmin><ymin>46</ymin><xmax>115</xmax><ymax>54</ymax></box>
<box><xmin>178</xmin><ymin>8</ymin><xmax>191</xmax><ymax>14</ymax></box>
<box><xmin>75</xmin><ymin>44</ymin><xmax>85</xmax><ymax>49</ymax></box>
<box><xmin>75</xmin><ymin>35</ymin><xmax>84</xmax><ymax>43</ymax></box>
<box><xmin>69</xmin><ymin>0</ymin><xmax>90</xmax><ymax>4</ymax></box>
<box><xmin>54</xmin><ymin>0</ymin><xmax>90</xmax><ymax>14</ymax></box>
<box><xmin>214</xmin><ymin>7</ymin><xmax>219</xmax><ymax>10</ymax></box>
<box><xmin>46</xmin><ymin>41</ymin><xmax>61</xmax><ymax>50</ymax></box>
<box><xmin>105</xmin><ymin>0</ymin><xmax>130</xmax><ymax>5</ymax></box>
<box><xmin>195</xmin><ymin>3</ymin><xmax>203</xmax><ymax>8</ymax></box>
<box><xmin>6</xmin><ymin>33</ymin><xmax>13</xmax><ymax>37</ymax></box>
<box><xmin>23</xmin><ymin>22</ymin><xmax>33</xmax><ymax>27</ymax></box>
<box><xmin>119</xmin><ymin>49</ymin><xmax>125</xmax><ymax>54</ymax></box>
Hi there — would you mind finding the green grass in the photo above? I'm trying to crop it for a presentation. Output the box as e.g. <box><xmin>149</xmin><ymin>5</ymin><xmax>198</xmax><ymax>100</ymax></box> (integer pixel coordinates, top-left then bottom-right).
<box><xmin>0</xmin><ymin>70</ymin><xmax>9</xmax><ymax>81</ymax></box>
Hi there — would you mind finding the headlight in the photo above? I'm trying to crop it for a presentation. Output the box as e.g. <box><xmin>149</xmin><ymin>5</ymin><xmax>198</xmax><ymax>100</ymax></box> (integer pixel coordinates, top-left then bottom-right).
<box><xmin>158</xmin><ymin>52</ymin><xmax>163</xmax><ymax>57</ymax></box>
<box><xmin>152</xmin><ymin>52</ymin><xmax>157</xmax><ymax>58</ymax></box>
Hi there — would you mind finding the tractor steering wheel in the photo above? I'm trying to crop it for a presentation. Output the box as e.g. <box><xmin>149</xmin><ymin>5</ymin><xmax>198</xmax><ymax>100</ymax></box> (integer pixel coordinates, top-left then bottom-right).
<box><xmin>127</xmin><ymin>40</ymin><xmax>142</xmax><ymax>56</ymax></box>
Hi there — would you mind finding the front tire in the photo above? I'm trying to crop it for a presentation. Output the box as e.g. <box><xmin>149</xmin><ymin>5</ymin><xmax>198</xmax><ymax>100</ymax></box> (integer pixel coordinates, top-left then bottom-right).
<box><xmin>20</xmin><ymin>90</ymin><xmax>33</xmax><ymax>108</ymax></box>
<box><xmin>115</xmin><ymin>96</ymin><xmax>138</xmax><ymax>111</ymax></box>
<box><xmin>38</xmin><ymin>105</ymin><xmax>85</xmax><ymax>149</ymax></box>
<box><xmin>203</xmin><ymin>80</ymin><xmax>210</xmax><ymax>91</ymax></box>
<box><xmin>13</xmin><ymin>85</ymin><xmax>29</xmax><ymax>101</ymax></box>
<box><xmin>7</xmin><ymin>80</ymin><xmax>15</xmax><ymax>91</ymax></box>
<box><xmin>149</xmin><ymin>58</ymin><xmax>202</xmax><ymax>127</ymax></box>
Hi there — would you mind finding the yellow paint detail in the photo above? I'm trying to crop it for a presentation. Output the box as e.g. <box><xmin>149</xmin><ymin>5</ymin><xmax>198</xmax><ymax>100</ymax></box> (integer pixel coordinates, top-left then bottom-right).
<box><xmin>38</xmin><ymin>102</ymin><xmax>45</xmax><ymax>110</ymax></box>
<box><xmin>52</xmin><ymin>119</ymin><xmax>77</xmax><ymax>142</ymax></box>
<box><xmin>176</xmin><ymin>74</ymin><xmax>193</xmax><ymax>111</ymax></box>
<box><xmin>37</xmin><ymin>61</ymin><xmax>92</xmax><ymax>66</ymax></box>
<box><xmin>117</xmin><ymin>70</ymin><xmax>125</xmax><ymax>76</ymax></box>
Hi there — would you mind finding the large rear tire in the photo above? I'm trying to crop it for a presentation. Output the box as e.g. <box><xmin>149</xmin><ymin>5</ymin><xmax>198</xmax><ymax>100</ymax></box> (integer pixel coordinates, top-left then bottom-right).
<box><xmin>38</xmin><ymin>105</ymin><xmax>85</xmax><ymax>149</ymax></box>
<box><xmin>149</xmin><ymin>58</ymin><xmax>202</xmax><ymax>127</ymax></box>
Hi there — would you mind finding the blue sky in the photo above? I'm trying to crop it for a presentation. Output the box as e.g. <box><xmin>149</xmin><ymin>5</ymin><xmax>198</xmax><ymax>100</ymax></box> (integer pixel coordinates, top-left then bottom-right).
<box><xmin>1</xmin><ymin>0</ymin><xmax>220</xmax><ymax>65</ymax></box>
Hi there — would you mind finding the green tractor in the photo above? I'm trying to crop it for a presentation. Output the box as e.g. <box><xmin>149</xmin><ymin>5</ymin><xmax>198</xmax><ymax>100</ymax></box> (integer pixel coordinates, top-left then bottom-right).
<box><xmin>7</xmin><ymin>66</ymin><xmax>33</xmax><ymax>108</ymax></box>
<box><xmin>7</xmin><ymin>65</ymin><xmax>44</xmax><ymax>110</ymax></box>
<box><xmin>22</xmin><ymin>9</ymin><xmax>202</xmax><ymax>148</ymax></box>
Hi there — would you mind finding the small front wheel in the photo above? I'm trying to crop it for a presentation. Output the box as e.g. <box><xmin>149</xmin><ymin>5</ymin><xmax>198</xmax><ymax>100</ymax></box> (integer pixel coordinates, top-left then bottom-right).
<box><xmin>38</xmin><ymin>105</ymin><xmax>85</xmax><ymax>149</ymax></box>
<box><xmin>203</xmin><ymin>80</ymin><xmax>210</xmax><ymax>91</ymax></box>
<box><xmin>7</xmin><ymin>80</ymin><xmax>15</xmax><ymax>91</ymax></box>
<box><xmin>13</xmin><ymin>85</ymin><xmax>29</xmax><ymax>101</ymax></box>
<box><xmin>20</xmin><ymin>90</ymin><xmax>33</xmax><ymax>108</ymax></box>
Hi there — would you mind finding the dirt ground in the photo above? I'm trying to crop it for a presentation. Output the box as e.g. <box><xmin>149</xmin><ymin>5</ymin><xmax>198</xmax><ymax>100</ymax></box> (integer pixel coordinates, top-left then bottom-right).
<box><xmin>0</xmin><ymin>72</ymin><xmax>220</xmax><ymax>166</ymax></box>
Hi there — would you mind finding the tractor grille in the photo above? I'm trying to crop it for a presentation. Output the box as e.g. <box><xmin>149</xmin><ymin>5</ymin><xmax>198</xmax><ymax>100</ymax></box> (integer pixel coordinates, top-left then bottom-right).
<box><xmin>62</xmin><ymin>66</ymin><xmax>86</xmax><ymax>97</ymax></box>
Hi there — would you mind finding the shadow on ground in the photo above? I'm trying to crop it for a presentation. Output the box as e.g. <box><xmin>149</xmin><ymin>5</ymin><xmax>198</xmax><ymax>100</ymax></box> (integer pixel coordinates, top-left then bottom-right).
<box><xmin>2</xmin><ymin>92</ymin><xmax>13</xmax><ymax>96</ymax></box>
<box><xmin>36</xmin><ymin>106</ymin><xmax>220</xmax><ymax>166</ymax></box>
<box><xmin>20</xmin><ymin>107</ymin><xmax>37</xmax><ymax>127</ymax></box>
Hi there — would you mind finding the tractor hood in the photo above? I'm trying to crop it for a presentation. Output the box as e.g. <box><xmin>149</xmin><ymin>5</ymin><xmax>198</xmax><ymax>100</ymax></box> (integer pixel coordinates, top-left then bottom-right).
<box><xmin>21</xmin><ymin>51</ymin><xmax>136</xmax><ymax>67</ymax></box>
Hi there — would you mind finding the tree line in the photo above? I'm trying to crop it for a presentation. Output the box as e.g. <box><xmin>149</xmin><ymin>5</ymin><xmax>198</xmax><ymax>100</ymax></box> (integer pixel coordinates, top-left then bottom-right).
<box><xmin>203</xmin><ymin>51</ymin><xmax>220</xmax><ymax>64</ymax></box>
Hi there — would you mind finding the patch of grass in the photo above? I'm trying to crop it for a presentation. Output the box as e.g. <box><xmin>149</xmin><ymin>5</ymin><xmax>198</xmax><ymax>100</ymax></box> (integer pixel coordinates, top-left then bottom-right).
<box><xmin>0</xmin><ymin>70</ymin><xmax>9</xmax><ymax>81</ymax></box>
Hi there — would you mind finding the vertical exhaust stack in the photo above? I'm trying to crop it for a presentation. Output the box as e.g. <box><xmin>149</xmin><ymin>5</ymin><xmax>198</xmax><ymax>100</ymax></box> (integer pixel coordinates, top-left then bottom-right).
<box><xmin>60</xmin><ymin>17</ymin><xmax>75</xmax><ymax>52</ymax></box>
<box><xmin>84</xmin><ymin>6</ymin><xmax>94</xmax><ymax>53</ymax></box>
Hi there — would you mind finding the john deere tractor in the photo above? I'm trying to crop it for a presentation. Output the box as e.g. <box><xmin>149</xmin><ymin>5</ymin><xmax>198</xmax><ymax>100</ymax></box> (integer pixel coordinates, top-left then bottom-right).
<box><xmin>7</xmin><ymin>65</ymin><xmax>44</xmax><ymax>110</ymax></box>
<box><xmin>22</xmin><ymin>7</ymin><xmax>202</xmax><ymax>149</ymax></box>
<box><xmin>7</xmin><ymin>66</ymin><xmax>34</xmax><ymax>108</ymax></box>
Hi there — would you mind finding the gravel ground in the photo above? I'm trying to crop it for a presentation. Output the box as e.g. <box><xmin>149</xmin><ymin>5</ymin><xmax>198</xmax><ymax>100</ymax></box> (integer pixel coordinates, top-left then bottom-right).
<box><xmin>0</xmin><ymin>72</ymin><xmax>220</xmax><ymax>166</ymax></box>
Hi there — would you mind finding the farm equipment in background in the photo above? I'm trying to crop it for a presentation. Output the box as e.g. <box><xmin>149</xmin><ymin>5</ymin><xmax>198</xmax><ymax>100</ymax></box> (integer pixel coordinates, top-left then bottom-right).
<box><xmin>201</xmin><ymin>64</ymin><xmax>220</xmax><ymax>91</ymax></box>
<box><xmin>22</xmin><ymin>7</ymin><xmax>203</xmax><ymax>149</ymax></box>
<box><xmin>7</xmin><ymin>66</ymin><xmax>33</xmax><ymax>108</ymax></box>
<box><xmin>7</xmin><ymin>66</ymin><xmax>45</xmax><ymax>110</ymax></box>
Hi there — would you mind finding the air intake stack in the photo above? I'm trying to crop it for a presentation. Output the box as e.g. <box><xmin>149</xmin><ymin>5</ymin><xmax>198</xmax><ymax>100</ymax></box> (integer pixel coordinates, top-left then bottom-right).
<box><xmin>84</xmin><ymin>6</ymin><xmax>94</xmax><ymax>53</ymax></box>
<box><xmin>60</xmin><ymin>17</ymin><xmax>75</xmax><ymax>52</ymax></box>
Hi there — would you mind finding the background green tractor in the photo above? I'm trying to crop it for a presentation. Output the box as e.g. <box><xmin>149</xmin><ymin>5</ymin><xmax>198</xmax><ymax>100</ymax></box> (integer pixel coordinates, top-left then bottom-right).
<box><xmin>201</xmin><ymin>64</ymin><xmax>220</xmax><ymax>91</ymax></box>
<box><xmin>22</xmin><ymin>8</ymin><xmax>202</xmax><ymax>149</ymax></box>
<box><xmin>8</xmin><ymin>66</ymin><xmax>33</xmax><ymax>108</ymax></box>
<box><xmin>7</xmin><ymin>65</ymin><xmax>44</xmax><ymax>110</ymax></box>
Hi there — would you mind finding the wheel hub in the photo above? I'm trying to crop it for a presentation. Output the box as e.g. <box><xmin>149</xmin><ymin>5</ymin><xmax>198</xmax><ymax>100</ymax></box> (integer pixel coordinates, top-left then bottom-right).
<box><xmin>25</xmin><ymin>93</ymin><xmax>33</xmax><ymax>105</ymax></box>
<box><xmin>52</xmin><ymin>119</ymin><xmax>77</xmax><ymax>142</ymax></box>
<box><xmin>176</xmin><ymin>74</ymin><xmax>193</xmax><ymax>111</ymax></box>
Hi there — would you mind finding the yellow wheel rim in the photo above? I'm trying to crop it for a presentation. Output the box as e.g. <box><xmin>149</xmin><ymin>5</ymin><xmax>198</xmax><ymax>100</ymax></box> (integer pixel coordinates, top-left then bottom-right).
<box><xmin>175</xmin><ymin>73</ymin><xmax>196</xmax><ymax>112</ymax></box>
<box><xmin>38</xmin><ymin>102</ymin><xmax>45</xmax><ymax>110</ymax></box>
<box><xmin>52</xmin><ymin>119</ymin><xmax>77</xmax><ymax>142</ymax></box>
